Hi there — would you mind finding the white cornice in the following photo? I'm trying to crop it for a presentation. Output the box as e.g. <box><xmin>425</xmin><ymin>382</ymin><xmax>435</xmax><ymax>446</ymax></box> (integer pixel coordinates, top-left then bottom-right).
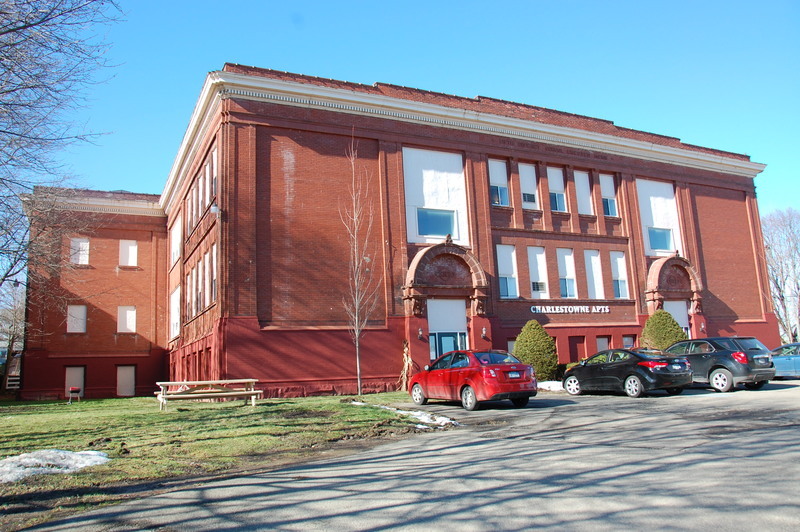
<box><xmin>61</xmin><ymin>196</ymin><xmax>165</xmax><ymax>217</ymax></box>
<box><xmin>160</xmin><ymin>70</ymin><xmax>765</xmax><ymax>211</ymax></box>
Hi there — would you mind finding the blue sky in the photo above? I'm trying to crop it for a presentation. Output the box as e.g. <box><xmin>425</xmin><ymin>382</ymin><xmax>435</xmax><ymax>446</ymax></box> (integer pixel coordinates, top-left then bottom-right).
<box><xmin>63</xmin><ymin>0</ymin><xmax>799</xmax><ymax>215</ymax></box>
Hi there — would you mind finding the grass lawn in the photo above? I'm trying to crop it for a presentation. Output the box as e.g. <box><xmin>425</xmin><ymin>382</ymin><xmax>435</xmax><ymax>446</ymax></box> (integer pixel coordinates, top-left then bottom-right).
<box><xmin>0</xmin><ymin>392</ymin><xmax>426</xmax><ymax>530</ymax></box>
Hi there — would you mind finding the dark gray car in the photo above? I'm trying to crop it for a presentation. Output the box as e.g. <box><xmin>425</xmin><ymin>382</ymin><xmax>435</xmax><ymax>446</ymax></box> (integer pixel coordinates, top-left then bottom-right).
<box><xmin>665</xmin><ymin>337</ymin><xmax>775</xmax><ymax>392</ymax></box>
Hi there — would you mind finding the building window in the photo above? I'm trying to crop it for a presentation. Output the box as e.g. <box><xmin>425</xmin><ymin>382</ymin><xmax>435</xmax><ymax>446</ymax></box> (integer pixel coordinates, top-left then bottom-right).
<box><xmin>547</xmin><ymin>167</ymin><xmax>567</xmax><ymax>212</ymax></box>
<box><xmin>69</xmin><ymin>238</ymin><xmax>89</xmax><ymax>265</ymax></box>
<box><xmin>496</xmin><ymin>244</ymin><xmax>518</xmax><ymax>299</ymax></box>
<box><xmin>648</xmin><ymin>227</ymin><xmax>673</xmax><ymax>251</ymax></box>
<box><xmin>610</xmin><ymin>251</ymin><xmax>629</xmax><ymax>299</ymax></box>
<box><xmin>204</xmin><ymin>251</ymin><xmax>211</xmax><ymax>308</ymax></box>
<box><xmin>488</xmin><ymin>159</ymin><xmax>510</xmax><ymax>207</ymax></box>
<box><xmin>170</xmin><ymin>287</ymin><xmax>181</xmax><ymax>338</ymax></box>
<box><xmin>557</xmin><ymin>248</ymin><xmax>577</xmax><ymax>299</ymax></box>
<box><xmin>519</xmin><ymin>163</ymin><xmax>538</xmax><ymax>210</ymax></box>
<box><xmin>584</xmin><ymin>249</ymin><xmax>604</xmax><ymax>299</ymax></box>
<box><xmin>117</xmin><ymin>306</ymin><xmax>136</xmax><ymax>333</ymax></box>
<box><xmin>417</xmin><ymin>208</ymin><xmax>456</xmax><ymax>238</ymax></box>
<box><xmin>186</xmin><ymin>271</ymin><xmax>193</xmax><ymax>318</ymax></box>
<box><xmin>66</xmin><ymin>305</ymin><xmax>87</xmax><ymax>333</ymax></box>
<box><xmin>623</xmin><ymin>335</ymin><xmax>636</xmax><ymax>348</ymax></box>
<box><xmin>119</xmin><ymin>240</ymin><xmax>138</xmax><ymax>267</ymax></box>
<box><xmin>600</xmin><ymin>174</ymin><xmax>618</xmax><ymax>217</ymax></box>
<box><xmin>403</xmin><ymin>147</ymin><xmax>469</xmax><ymax>246</ymax></box>
<box><xmin>527</xmin><ymin>246</ymin><xmax>549</xmax><ymax>299</ymax></box>
<box><xmin>574</xmin><ymin>170</ymin><xmax>594</xmax><ymax>215</ymax></box>
<box><xmin>170</xmin><ymin>216</ymin><xmax>182</xmax><ymax>266</ymax></box>
<box><xmin>637</xmin><ymin>178</ymin><xmax>682</xmax><ymax>256</ymax></box>
<box><xmin>597</xmin><ymin>336</ymin><xmax>611</xmax><ymax>351</ymax></box>
<box><xmin>211</xmin><ymin>148</ymin><xmax>218</xmax><ymax>199</ymax></box>
<box><xmin>211</xmin><ymin>243</ymin><xmax>218</xmax><ymax>301</ymax></box>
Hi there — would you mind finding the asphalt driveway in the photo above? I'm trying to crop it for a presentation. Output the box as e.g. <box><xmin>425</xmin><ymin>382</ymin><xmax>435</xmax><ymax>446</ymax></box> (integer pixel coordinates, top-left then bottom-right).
<box><xmin>34</xmin><ymin>383</ymin><xmax>800</xmax><ymax>531</ymax></box>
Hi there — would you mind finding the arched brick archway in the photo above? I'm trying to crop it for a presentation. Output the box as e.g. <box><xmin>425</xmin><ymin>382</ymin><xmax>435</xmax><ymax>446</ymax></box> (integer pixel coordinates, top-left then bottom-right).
<box><xmin>645</xmin><ymin>253</ymin><xmax>705</xmax><ymax>335</ymax></box>
<box><xmin>402</xmin><ymin>237</ymin><xmax>491</xmax><ymax>362</ymax></box>
<box><xmin>402</xmin><ymin>237</ymin><xmax>488</xmax><ymax>317</ymax></box>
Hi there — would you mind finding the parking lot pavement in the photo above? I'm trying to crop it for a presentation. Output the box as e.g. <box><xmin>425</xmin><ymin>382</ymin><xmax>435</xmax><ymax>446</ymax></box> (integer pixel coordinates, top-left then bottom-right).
<box><xmin>35</xmin><ymin>382</ymin><xmax>800</xmax><ymax>531</ymax></box>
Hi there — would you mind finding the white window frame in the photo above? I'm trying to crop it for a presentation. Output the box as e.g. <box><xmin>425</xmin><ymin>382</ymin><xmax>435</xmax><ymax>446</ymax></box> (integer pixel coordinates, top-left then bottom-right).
<box><xmin>519</xmin><ymin>162</ymin><xmax>539</xmax><ymax>210</ymax></box>
<box><xmin>211</xmin><ymin>243</ymin><xmax>218</xmax><ymax>301</ymax></box>
<box><xmin>547</xmin><ymin>167</ymin><xmax>567</xmax><ymax>212</ymax></box>
<box><xmin>170</xmin><ymin>216</ymin><xmax>182</xmax><ymax>266</ymax></box>
<box><xmin>574</xmin><ymin>170</ymin><xmax>594</xmax><ymax>215</ymax></box>
<box><xmin>403</xmin><ymin>147</ymin><xmax>469</xmax><ymax>246</ymax></box>
<box><xmin>496</xmin><ymin>244</ymin><xmax>518</xmax><ymax>299</ymax></box>
<box><xmin>584</xmin><ymin>249</ymin><xmax>604</xmax><ymax>299</ymax></box>
<box><xmin>170</xmin><ymin>287</ymin><xmax>181</xmax><ymax>338</ymax></box>
<box><xmin>636</xmin><ymin>178</ymin><xmax>683</xmax><ymax>256</ymax></box>
<box><xmin>600</xmin><ymin>174</ymin><xmax>618</xmax><ymax>217</ymax></box>
<box><xmin>119</xmin><ymin>240</ymin><xmax>138</xmax><ymax>267</ymax></box>
<box><xmin>557</xmin><ymin>248</ymin><xmax>577</xmax><ymax>299</ymax></box>
<box><xmin>66</xmin><ymin>305</ymin><xmax>87</xmax><ymax>333</ymax></box>
<box><xmin>488</xmin><ymin>159</ymin><xmax>510</xmax><ymax>207</ymax></box>
<box><xmin>611</xmin><ymin>251</ymin><xmax>630</xmax><ymax>299</ymax></box>
<box><xmin>117</xmin><ymin>306</ymin><xmax>136</xmax><ymax>334</ymax></box>
<box><xmin>69</xmin><ymin>237</ymin><xmax>90</xmax><ymax>265</ymax></box>
<box><xmin>527</xmin><ymin>246</ymin><xmax>549</xmax><ymax>299</ymax></box>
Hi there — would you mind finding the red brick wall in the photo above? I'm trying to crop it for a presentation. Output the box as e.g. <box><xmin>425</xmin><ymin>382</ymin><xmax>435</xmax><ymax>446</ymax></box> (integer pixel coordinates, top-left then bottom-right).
<box><xmin>22</xmin><ymin>209</ymin><xmax>168</xmax><ymax>399</ymax></box>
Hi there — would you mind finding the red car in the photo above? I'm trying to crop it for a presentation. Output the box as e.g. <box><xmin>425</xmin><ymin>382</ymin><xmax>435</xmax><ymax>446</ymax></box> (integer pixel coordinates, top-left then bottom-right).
<box><xmin>409</xmin><ymin>350</ymin><xmax>537</xmax><ymax>410</ymax></box>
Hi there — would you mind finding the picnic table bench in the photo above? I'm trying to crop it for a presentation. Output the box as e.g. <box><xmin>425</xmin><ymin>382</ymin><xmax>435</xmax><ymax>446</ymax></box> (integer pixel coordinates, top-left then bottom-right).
<box><xmin>155</xmin><ymin>379</ymin><xmax>263</xmax><ymax>411</ymax></box>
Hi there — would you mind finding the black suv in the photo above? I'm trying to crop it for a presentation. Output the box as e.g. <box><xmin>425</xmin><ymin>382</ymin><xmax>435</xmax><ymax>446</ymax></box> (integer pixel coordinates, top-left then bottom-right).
<box><xmin>665</xmin><ymin>337</ymin><xmax>775</xmax><ymax>392</ymax></box>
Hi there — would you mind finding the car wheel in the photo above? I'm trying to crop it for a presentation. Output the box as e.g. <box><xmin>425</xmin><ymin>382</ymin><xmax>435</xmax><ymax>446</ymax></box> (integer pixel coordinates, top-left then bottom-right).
<box><xmin>710</xmin><ymin>368</ymin><xmax>734</xmax><ymax>392</ymax></box>
<box><xmin>744</xmin><ymin>380</ymin><xmax>767</xmax><ymax>390</ymax></box>
<box><xmin>665</xmin><ymin>387</ymin><xmax>684</xmax><ymax>395</ymax></box>
<box><xmin>511</xmin><ymin>397</ymin><xmax>529</xmax><ymax>408</ymax></box>
<box><xmin>461</xmin><ymin>386</ymin><xmax>478</xmax><ymax>411</ymax></box>
<box><xmin>624</xmin><ymin>375</ymin><xmax>644</xmax><ymax>398</ymax></box>
<box><xmin>564</xmin><ymin>375</ymin><xmax>582</xmax><ymax>396</ymax></box>
<box><xmin>410</xmin><ymin>383</ymin><xmax>427</xmax><ymax>405</ymax></box>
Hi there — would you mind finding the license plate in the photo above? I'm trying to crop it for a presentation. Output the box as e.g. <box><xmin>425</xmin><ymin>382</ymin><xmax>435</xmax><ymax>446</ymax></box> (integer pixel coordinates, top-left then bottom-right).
<box><xmin>508</xmin><ymin>371</ymin><xmax>520</xmax><ymax>379</ymax></box>
<box><xmin>671</xmin><ymin>364</ymin><xmax>683</xmax><ymax>370</ymax></box>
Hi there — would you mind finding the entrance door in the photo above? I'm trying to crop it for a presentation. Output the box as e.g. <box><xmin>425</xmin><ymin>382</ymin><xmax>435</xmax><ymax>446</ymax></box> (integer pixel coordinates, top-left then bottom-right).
<box><xmin>664</xmin><ymin>300</ymin><xmax>691</xmax><ymax>338</ymax></box>
<box><xmin>427</xmin><ymin>299</ymin><xmax>468</xmax><ymax>360</ymax></box>
<box><xmin>65</xmin><ymin>366</ymin><xmax>85</xmax><ymax>398</ymax></box>
<box><xmin>117</xmin><ymin>365</ymin><xmax>136</xmax><ymax>396</ymax></box>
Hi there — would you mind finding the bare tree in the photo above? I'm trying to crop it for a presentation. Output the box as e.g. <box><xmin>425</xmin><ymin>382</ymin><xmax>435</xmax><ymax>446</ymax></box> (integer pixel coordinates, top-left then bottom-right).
<box><xmin>0</xmin><ymin>1</ymin><xmax>120</xmax><ymax>292</ymax></box>
<box><xmin>0</xmin><ymin>280</ymin><xmax>25</xmax><ymax>353</ymax></box>
<box><xmin>762</xmin><ymin>208</ymin><xmax>800</xmax><ymax>343</ymax></box>
<box><xmin>340</xmin><ymin>142</ymin><xmax>381</xmax><ymax>396</ymax></box>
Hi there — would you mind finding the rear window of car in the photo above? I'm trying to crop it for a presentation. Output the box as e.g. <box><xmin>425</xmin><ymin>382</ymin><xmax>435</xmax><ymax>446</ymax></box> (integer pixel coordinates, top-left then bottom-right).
<box><xmin>734</xmin><ymin>338</ymin><xmax>769</xmax><ymax>352</ymax></box>
<box><xmin>476</xmin><ymin>352</ymin><xmax>521</xmax><ymax>365</ymax></box>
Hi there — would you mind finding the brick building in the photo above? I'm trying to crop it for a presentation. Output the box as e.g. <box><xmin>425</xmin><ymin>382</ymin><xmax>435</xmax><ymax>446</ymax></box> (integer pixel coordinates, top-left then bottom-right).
<box><xmin>21</xmin><ymin>64</ymin><xmax>780</xmax><ymax>399</ymax></box>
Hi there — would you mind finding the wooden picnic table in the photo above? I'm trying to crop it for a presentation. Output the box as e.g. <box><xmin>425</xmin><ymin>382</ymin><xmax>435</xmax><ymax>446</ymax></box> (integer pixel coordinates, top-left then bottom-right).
<box><xmin>155</xmin><ymin>379</ymin><xmax>263</xmax><ymax>411</ymax></box>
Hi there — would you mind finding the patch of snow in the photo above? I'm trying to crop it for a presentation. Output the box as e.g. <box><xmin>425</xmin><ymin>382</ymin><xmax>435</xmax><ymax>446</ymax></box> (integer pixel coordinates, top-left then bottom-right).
<box><xmin>538</xmin><ymin>381</ymin><xmax>564</xmax><ymax>392</ymax></box>
<box><xmin>0</xmin><ymin>449</ymin><xmax>110</xmax><ymax>484</ymax></box>
<box><xmin>352</xmin><ymin>401</ymin><xmax>459</xmax><ymax>428</ymax></box>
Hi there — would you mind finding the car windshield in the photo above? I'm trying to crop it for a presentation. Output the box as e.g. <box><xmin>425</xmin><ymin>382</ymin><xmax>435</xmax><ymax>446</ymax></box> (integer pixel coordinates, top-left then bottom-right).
<box><xmin>734</xmin><ymin>338</ymin><xmax>769</xmax><ymax>351</ymax></box>
<box><xmin>476</xmin><ymin>352</ymin><xmax>521</xmax><ymax>365</ymax></box>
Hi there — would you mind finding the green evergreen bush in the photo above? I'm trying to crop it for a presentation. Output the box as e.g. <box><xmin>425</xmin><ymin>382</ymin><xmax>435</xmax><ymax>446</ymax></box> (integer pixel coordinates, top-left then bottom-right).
<box><xmin>641</xmin><ymin>309</ymin><xmax>688</xmax><ymax>350</ymax></box>
<box><xmin>512</xmin><ymin>320</ymin><xmax>559</xmax><ymax>381</ymax></box>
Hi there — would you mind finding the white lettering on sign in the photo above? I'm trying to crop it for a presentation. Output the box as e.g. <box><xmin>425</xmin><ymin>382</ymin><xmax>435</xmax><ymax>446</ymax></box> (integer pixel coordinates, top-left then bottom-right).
<box><xmin>530</xmin><ymin>305</ymin><xmax>610</xmax><ymax>314</ymax></box>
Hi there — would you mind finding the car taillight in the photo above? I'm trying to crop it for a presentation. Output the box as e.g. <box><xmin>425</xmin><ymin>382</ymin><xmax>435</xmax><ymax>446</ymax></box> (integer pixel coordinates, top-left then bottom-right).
<box><xmin>526</xmin><ymin>367</ymin><xmax>534</xmax><ymax>380</ymax></box>
<box><xmin>732</xmin><ymin>351</ymin><xmax>748</xmax><ymax>364</ymax></box>
<box><xmin>638</xmin><ymin>360</ymin><xmax>668</xmax><ymax>369</ymax></box>
<box><xmin>483</xmin><ymin>368</ymin><xmax>497</xmax><ymax>378</ymax></box>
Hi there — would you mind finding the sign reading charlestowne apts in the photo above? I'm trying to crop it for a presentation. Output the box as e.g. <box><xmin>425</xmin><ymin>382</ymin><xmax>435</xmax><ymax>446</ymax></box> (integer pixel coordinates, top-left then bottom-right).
<box><xmin>530</xmin><ymin>305</ymin><xmax>611</xmax><ymax>314</ymax></box>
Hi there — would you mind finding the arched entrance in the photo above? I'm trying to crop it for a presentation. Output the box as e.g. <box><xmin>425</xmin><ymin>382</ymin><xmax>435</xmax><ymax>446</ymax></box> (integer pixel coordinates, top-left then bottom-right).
<box><xmin>645</xmin><ymin>253</ymin><xmax>705</xmax><ymax>338</ymax></box>
<box><xmin>403</xmin><ymin>236</ymin><xmax>489</xmax><ymax>361</ymax></box>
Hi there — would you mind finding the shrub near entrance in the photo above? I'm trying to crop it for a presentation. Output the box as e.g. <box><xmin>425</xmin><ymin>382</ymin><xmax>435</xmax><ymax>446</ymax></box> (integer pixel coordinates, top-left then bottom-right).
<box><xmin>641</xmin><ymin>309</ymin><xmax>688</xmax><ymax>350</ymax></box>
<box><xmin>513</xmin><ymin>320</ymin><xmax>558</xmax><ymax>381</ymax></box>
